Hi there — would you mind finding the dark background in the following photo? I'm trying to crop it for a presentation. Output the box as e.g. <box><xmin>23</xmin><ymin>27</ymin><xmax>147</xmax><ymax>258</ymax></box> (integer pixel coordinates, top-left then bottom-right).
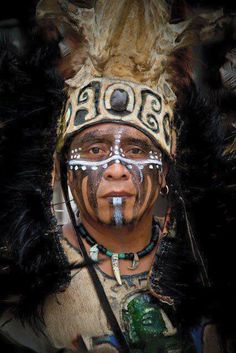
<box><xmin>0</xmin><ymin>0</ymin><xmax>235</xmax><ymax>352</ymax></box>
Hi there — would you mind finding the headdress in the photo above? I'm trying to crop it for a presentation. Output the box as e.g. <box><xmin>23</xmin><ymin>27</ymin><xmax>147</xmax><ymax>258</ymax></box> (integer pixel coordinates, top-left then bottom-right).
<box><xmin>37</xmin><ymin>0</ymin><xmax>225</xmax><ymax>158</ymax></box>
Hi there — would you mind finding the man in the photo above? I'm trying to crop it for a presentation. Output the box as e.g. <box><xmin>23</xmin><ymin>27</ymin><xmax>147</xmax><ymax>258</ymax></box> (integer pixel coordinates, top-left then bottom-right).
<box><xmin>0</xmin><ymin>0</ymin><xmax>234</xmax><ymax>352</ymax></box>
<box><xmin>52</xmin><ymin>117</ymin><xmax>197</xmax><ymax>353</ymax></box>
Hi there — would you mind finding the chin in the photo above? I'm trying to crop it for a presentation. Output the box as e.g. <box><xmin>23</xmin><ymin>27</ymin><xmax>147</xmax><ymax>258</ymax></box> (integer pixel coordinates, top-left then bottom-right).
<box><xmin>100</xmin><ymin>216</ymin><xmax>138</xmax><ymax>228</ymax></box>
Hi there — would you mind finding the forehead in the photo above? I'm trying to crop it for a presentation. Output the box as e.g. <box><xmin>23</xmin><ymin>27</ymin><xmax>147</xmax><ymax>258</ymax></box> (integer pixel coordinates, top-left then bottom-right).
<box><xmin>70</xmin><ymin>123</ymin><xmax>155</xmax><ymax>147</ymax></box>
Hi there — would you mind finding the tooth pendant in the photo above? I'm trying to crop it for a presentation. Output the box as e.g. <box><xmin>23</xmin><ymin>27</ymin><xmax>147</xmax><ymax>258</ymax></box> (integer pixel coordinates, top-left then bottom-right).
<box><xmin>128</xmin><ymin>253</ymin><xmax>139</xmax><ymax>270</ymax></box>
<box><xmin>111</xmin><ymin>253</ymin><xmax>122</xmax><ymax>285</ymax></box>
<box><xmin>90</xmin><ymin>244</ymin><xmax>99</xmax><ymax>262</ymax></box>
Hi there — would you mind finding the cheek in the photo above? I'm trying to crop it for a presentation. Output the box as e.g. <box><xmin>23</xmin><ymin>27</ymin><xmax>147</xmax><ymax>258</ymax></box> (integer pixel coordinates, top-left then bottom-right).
<box><xmin>81</xmin><ymin>176</ymin><xmax>97</xmax><ymax>217</ymax></box>
<box><xmin>68</xmin><ymin>170</ymin><xmax>103</xmax><ymax>216</ymax></box>
<box><xmin>133</xmin><ymin>167</ymin><xmax>159</xmax><ymax>201</ymax></box>
<box><xmin>68</xmin><ymin>171</ymin><xmax>87</xmax><ymax>212</ymax></box>
<box><xmin>145</xmin><ymin>169</ymin><xmax>160</xmax><ymax>203</ymax></box>
<box><xmin>136</xmin><ymin>169</ymin><xmax>160</xmax><ymax>213</ymax></box>
<box><xmin>87</xmin><ymin>169</ymin><xmax>104</xmax><ymax>208</ymax></box>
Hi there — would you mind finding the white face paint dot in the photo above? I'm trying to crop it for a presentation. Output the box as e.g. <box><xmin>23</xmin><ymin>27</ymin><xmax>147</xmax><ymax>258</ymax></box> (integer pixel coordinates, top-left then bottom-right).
<box><xmin>74</xmin><ymin>149</ymin><xmax>77</xmax><ymax>152</ymax></box>
<box><xmin>114</xmin><ymin>151</ymin><xmax>119</xmax><ymax>155</ymax></box>
<box><xmin>114</xmin><ymin>145</ymin><xmax>119</xmax><ymax>150</ymax></box>
<box><xmin>120</xmin><ymin>148</ymin><xmax>123</xmax><ymax>152</ymax></box>
<box><xmin>72</xmin><ymin>150</ymin><xmax>74</xmax><ymax>154</ymax></box>
<box><xmin>92</xmin><ymin>166</ymin><xmax>98</xmax><ymax>170</ymax></box>
<box><xmin>78</xmin><ymin>147</ymin><xmax>82</xmax><ymax>151</ymax></box>
<box><xmin>128</xmin><ymin>165</ymin><xmax>132</xmax><ymax>169</ymax></box>
<box><xmin>103</xmin><ymin>163</ymin><xmax>108</xmax><ymax>169</ymax></box>
<box><xmin>115</xmin><ymin>159</ymin><xmax>120</xmax><ymax>164</ymax></box>
<box><xmin>149</xmin><ymin>165</ymin><xmax>154</xmax><ymax>169</ymax></box>
<box><xmin>156</xmin><ymin>165</ymin><xmax>159</xmax><ymax>169</ymax></box>
<box><xmin>82</xmin><ymin>166</ymin><xmax>87</xmax><ymax>171</ymax></box>
<box><xmin>121</xmin><ymin>153</ymin><xmax>125</xmax><ymax>157</ymax></box>
<box><xmin>77</xmin><ymin>154</ymin><xmax>81</xmax><ymax>159</ymax></box>
<box><xmin>150</xmin><ymin>155</ymin><xmax>154</xmax><ymax>159</ymax></box>
<box><xmin>109</xmin><ymin>152</ymin><xmax>113</xmax><ymax>156</ymax></box>
<box><xmin>75</xmin><ymin>166</ymin><xmax>79</xmax><ymax>171</ymax></box>
<box><xmin>70</xmin><ymin>166</ymin><xmax>73</xmax><ymax>170</ymax></box>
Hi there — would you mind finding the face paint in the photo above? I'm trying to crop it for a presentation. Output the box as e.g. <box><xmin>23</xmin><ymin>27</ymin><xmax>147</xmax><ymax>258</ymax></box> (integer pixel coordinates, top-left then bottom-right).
<box><xmin>112</xmin><ymin>197</ymin><xmax>123</xmax><ymax>227</ymax></box>
<box><xmin>67</xmin><ymin>124</ymin><xmax>163</xmax><ymax>227</ymax></box>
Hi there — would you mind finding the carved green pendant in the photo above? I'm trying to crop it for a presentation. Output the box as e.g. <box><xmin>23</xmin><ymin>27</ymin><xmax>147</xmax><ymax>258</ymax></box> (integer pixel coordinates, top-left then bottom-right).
<box><xmin>122</xmin><ymin>292</ymin><xmax>197</xmax><ymax>353</ymax></box>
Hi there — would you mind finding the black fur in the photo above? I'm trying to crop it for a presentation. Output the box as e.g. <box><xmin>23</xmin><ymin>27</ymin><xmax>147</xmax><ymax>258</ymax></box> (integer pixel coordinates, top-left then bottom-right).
<box><xmin>0</xmin><ymin>24</ymin><xmax>72</xmax><ymax>326</ymax></box>
<box><xmin>173</xmin><ymin>89</ymin><xmax>236</xmax><ymax>346</ymax></box>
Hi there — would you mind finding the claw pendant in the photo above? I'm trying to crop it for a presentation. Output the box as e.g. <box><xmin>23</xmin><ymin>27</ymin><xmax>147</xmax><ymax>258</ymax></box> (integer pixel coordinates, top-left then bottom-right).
<box><xmin>111</xmin><ymin>253</ymin><xmax>122</xmax><ymax>285</ymax></box>
<box><xmin>90</xmin><ymin>244</ymin><xmax>99</xmax><ymax>262</ymax></box>
<box><xmin>128</xmin><ymin>253</ymin><xmax>139</xmax><ymax>270</ymax></box>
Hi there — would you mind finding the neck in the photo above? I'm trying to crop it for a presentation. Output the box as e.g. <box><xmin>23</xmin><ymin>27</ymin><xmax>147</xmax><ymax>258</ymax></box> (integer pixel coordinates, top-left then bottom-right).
<box><xmin>80</xmin><ymin>213</ymin><xmax>153</xmax><ymax>254</ymax></box>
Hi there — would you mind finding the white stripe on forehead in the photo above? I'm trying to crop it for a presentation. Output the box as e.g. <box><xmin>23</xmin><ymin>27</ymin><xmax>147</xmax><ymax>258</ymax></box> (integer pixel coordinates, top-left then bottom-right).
<box><xmin>68</xmin><ymin>154</ymin><xmax>162</xmax><ymax>168</ymax></box>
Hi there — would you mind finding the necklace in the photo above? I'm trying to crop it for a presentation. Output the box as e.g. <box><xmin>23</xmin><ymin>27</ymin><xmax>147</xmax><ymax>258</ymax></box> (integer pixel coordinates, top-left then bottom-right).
<box><xmin>77</xmin><ymin>220</ymin><xmax>159</xmax><ymax>285</ymax></box>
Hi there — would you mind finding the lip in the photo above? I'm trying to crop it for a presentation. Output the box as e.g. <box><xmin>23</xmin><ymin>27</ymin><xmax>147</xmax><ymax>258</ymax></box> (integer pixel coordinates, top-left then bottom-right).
<box><xmin>102</xmin><ymin>191</ymin><xmax>134</xmax><ymax>198</ymax></box>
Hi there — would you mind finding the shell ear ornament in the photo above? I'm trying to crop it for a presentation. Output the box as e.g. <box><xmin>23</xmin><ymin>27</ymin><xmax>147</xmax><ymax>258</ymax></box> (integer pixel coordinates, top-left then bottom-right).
<box><xmin>160</xmin><ymin>185</ymin><xmax>169</xmax><ymax>196</ymax></box>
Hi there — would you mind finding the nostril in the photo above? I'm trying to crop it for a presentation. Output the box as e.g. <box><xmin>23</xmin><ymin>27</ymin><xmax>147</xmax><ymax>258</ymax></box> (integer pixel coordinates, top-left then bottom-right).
<box><xmin>121</xmin><ymin>173</ymin><xmax>128</xmax><ymax>179</ymax></box>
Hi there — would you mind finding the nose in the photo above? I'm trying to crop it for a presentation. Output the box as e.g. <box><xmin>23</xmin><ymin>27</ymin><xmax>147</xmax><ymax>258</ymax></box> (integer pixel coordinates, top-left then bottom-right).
<box><xmin>103</xmin><ymin>162</ymin><xmax>130</xmax><ymax>181</ymax></box>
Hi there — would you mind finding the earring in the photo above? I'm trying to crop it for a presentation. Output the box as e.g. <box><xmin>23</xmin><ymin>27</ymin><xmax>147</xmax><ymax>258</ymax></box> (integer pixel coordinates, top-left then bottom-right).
<box><xmin>160</xmin><ymin>185</ymin><xmax>169</xmax><ymax>196</ymax></box>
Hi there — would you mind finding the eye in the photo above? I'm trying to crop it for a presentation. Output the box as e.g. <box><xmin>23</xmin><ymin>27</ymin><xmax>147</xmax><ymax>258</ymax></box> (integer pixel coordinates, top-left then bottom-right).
<box><xmin>124</xmin><ymin>146</ymin><xmax>146</xmax><ymax>159</ymax></box>
<box><xmin>129</xmin><ymin>148</ymin><xmax>142</xmax><ymax>155</ymax></box>
<box><xmin>90</xmin><ymin>147</ymin><xmax>101</xmax><ymax>154</ymax></box>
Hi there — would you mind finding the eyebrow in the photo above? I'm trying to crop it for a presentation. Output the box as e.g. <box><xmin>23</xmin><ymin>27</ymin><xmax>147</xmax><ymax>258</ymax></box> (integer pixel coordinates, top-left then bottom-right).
<box><xmin>76</xmin><ymin>132</ymin><xmax>106</xmax><ymax>145</ymax></box>
<box><xmin>121</xmin><ymin>137</ymin><xmax>152</xmax><ymax>149</ymax></box>
<box><xmin>76</xmin><ymin>132</ymin><xmax>154</xmax><ymax>149</ymax></box>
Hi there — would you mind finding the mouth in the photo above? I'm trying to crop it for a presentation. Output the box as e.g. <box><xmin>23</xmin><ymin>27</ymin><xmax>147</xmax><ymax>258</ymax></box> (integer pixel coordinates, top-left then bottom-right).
<box><xmin>102</xmin><ymin>191</ymin><xmax>134</xmax><ymax>198</ymax></box>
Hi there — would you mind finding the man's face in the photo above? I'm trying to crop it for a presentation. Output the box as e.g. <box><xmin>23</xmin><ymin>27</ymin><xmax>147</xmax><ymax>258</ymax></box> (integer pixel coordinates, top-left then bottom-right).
<box><xmin>67</xmin><ymin>124</ymin><xmax>163</xmax><ymax>227</ymax></box>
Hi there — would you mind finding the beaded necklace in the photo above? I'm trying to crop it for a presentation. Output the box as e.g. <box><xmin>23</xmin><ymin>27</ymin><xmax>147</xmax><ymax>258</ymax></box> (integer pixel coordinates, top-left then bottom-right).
<box><xmin>77</xmin><ymin>220</ymin><xmax>159</xmax><ymax>285</ymax></box>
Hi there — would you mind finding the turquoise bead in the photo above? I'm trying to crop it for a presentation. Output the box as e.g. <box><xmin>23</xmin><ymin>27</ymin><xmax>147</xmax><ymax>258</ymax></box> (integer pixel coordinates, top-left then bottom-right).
<box><xmin>106</xmin><ymin>250</ymin><xmax>113</xmax><ymax>257</ymax></box>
